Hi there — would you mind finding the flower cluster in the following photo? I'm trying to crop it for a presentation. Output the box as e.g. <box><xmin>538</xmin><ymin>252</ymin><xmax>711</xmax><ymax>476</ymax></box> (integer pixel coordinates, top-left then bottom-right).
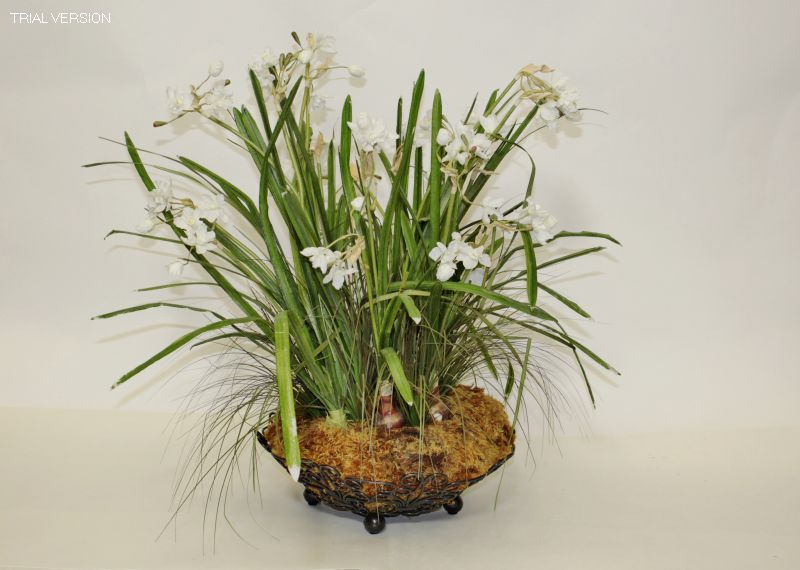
<box><xmin>164</xmin><ymin>62</ymin><xmax>232</xmax><ymax>122</ymax></box>
<box><xmin>428</xmin><ymin>232</ymin><xmax>491</xmax><ymax>282</ymax></box>
<box><xmin>138</xmin><ymin>179</ymin><xmax>173</xmax><ymax>232</ymax></box>
<box><xmin>248</xmin><ymin>33</ymin><xmax>364</xmax><ymax>104</ymax></box>
<box><xmin>517</xmin><ymin>201</ymin><xmax>557</xmax><ymax>244</ymax></box>
<box><xmin>436</xmin><ymin>116</ymin><xmax>497</xmax><ymax>166</ymax></box>
<box><xmin>301</xmin><ymin>245</ymin><xmax>358</xmax><ymax>290</ymax></box>
<box><xmin>137</xmin><ymin>179</ymin><xmax>226</xmax><ymax>275</ymax></box>
<box><xmin>518</xmin><ymin>65</ymin><xmax>580</xmax><ymax>130</ymax></box>
<box><xmin>348</xmin><ymin>113</ymin><xmax>398</xmax><ymax>154</ymax></box>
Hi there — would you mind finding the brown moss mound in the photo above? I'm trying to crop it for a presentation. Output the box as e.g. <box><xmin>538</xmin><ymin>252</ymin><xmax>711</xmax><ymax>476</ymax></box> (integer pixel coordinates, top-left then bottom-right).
<box><xmin>264</xmin><ymin>385</ymin><xmax>514</xmax><ymax>484</ymax></box>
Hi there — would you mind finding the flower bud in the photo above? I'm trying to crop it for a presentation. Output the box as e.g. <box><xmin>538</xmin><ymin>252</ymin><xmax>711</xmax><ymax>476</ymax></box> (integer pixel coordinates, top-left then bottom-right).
<box><xmin>297</xmin><ymin>49</ymin><xmax>313</xmax><ymax>64</ymax></box>
<box><xmin>347</xmin><ymin>64</ymin><xmax>365</xmax><ymax>77</ymax></box>
<box><xmin>208</xmin><ymin>61</ymin><xmax>224</xmax><ymax>77</ymax></box>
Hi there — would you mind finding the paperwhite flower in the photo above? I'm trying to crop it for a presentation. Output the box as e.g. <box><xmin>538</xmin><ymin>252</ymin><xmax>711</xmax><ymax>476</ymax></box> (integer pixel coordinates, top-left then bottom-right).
<box><xmin>539</xmin><ymin>76</ymin><xmax>580</xmax><ymax>130</ymax></box>
<box><xmin>436</xmin><ymin>128</ymin><xmax>453</xmax><ymax>145</ymax></box>
<box><xmin>414</xmin><ymin>110</ymin><xmax>432</xmax><ymax>148</ymax></box>
<box><xmin>429</xmin><ymin>232</ymin><xmax>491</xmax><ymax>281</ymax></box>
<box><xmin>442</xmin><ymin>122</ymin><xmax>493</xmax><ymax>164</ymax></box>
<box><xmin>470</xmin><ymin>133</ymin><xmax>493</xmax><ymax>159</ymax></box>
<box><xmin>145</xmin><ymin>179</ymin><xmax>173</xmax><ymax>215</ymax></box>
<box><xmin>200</xmin><ymin>83</ymin><xmax>232</xmax><ymax>119</ymax></box>
<box><xmin>208</xmin><ymin>61</ymin><xmax>224</xmax><ymax>78</ymax></box>
<box><xmin>196</xmin><ymin>194</ymin><xmax>227</xmax><ymax>223</ymax></box>
<box><xmin>301</xmin><ymin>246</ymin><xmax>339</xmax><ymax>274</ymax></box>
<box><xmin>517</xmin><ymin>202</ymin><xmax>557</xmax><ymax>244</ymax></box>
<box><xmin>174</xmin><ymin>207</ymin><xmax>203</xmax><ymax>231</ymax></box>
<box><xmin>350</xmin><ymin>196</ymin><xmax>365</xmax><ymax>211</ymax></box>
<box><xmin>348</xmin><ymin>113</ymin><xmax>398</xmax><ymax>154</ymax></box>
<box><xmin>538</xmin><ymin>100</ymin><xmax>561</xmax><ymax>129</ymax></box>
<box><xmin>323</xmin><ymin>258</ymin><xmax>357</xmax><ymax>290</ymax></box>
<box><xmin>435</xmin><ymin>256</ymin><xmax>458</xmax><ymax>281</ymax></box>
<box><xmin>480</xmin><ymin>198</ymin><xmax>505</xmax><ymax>224</ymax></box>
<box><xmin>167</xmin><ymin>259</ymin><xmax>188</xmax><ymax>277</ymax></box>
<box><xmin>553</xmin><ymin>76</ymin><xmax>580</xmax><ymax>119</ymax></box>
<box><xmin>182</xmin><ymin>222</ymin><xmax>216</xmax><ymax>254</ymax></box>
<box><xmin>347</xmin><ymin>64</ymin><xmax>365</xmax><ymax>77</ymax></box>
<box><xmin>299</xmin><ymin>33</ymin><xmax>337</xmax><ymax>72</ymax></box>
<box><xmin>457</xmin><ymin>243</ymin><xmax>491</xmax><ymax>270</ymax></box>
<box><xmin>166</xmin><ymin>86</ymin><xmax>194</xmax><ymax>117</ymax></box>
<box><xmin>250</xmin><ymin>49</ymin><xmax>279</xmax><ymax>85</ymax></box>
<box><xmin>297</xmin><ymin>49</ymin><xmax>313</xmax><ymax>64</ymax></box>
<box><xmin>310</xmin><ymin>33</ymin><xmax>337</xmax><ymax>55</ymax></box>
<box><xmin>479</xmin><ymin>114</ymin><xmax>498</xmax><ymax>133</ymax></box>
<box><xmin>429</xmin><ymin>240</ymin><xmax>459</xmax><ymax>281</ymax></box>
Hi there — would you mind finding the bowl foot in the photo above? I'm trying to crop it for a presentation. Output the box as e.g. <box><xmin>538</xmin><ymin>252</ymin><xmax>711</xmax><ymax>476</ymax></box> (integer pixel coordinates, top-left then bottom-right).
<box><xmin>303</xmin><ymin>489</ymin><xmax>320</xmax><ymax>506</ymax></box>
<box><xmin>363</xmin><ymin>512</ymin><xmax>386</xmax><ymax>534</ymax></box>
<box><xmin>443</xmin><ymin>496</ymin><xmax>463</xmax><ymax>515</ymax></box>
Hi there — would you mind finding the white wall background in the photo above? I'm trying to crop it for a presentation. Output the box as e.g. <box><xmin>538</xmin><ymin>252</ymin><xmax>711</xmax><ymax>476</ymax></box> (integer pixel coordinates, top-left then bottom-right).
<box><xmin>1</xmin><ymin>0</ymin><xmax>798</xmax><ymax>435</ymax></box>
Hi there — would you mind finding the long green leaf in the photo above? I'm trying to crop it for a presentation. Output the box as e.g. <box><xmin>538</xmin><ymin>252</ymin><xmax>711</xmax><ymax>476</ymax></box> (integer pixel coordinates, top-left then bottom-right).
<box><xmin>380</xmin><ymin>347</ymin><xmax>415</xmax><ymax>406</ymax></box>
<box><xmin>275</xmin><ymin>311</ymin><xmax>301</xmax><ymax>481</ymax></box>
<box><xmin>111</xmin><ymin>317</ymin><xmax>260</xmax><ymax>389</ymax></box>
<box><xmin>521</xmin><ymin>232</ymin><xmax>538</xmax><ymax>307</ymax></box>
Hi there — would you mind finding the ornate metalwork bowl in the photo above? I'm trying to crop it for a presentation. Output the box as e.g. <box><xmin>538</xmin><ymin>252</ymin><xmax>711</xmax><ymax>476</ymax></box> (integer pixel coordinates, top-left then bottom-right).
<box><xmin>256</xmin><ymin>429</ymin><xmax>514</xmax><ymax>534</ymax></box>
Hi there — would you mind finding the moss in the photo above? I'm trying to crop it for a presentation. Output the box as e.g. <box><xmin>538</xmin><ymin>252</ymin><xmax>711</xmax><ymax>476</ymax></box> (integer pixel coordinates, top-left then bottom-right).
<box><xmin>265</xmin><ymin>385</ymin><xmax>514</xmax><ymax>485</ymax></box>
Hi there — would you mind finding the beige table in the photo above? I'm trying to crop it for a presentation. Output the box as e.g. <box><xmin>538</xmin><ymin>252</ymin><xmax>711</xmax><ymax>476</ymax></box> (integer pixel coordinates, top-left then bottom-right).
<box><xmin>1</xmin><ymin>407</ymin><xmax>798</xmax><ymax>569</ymax></box>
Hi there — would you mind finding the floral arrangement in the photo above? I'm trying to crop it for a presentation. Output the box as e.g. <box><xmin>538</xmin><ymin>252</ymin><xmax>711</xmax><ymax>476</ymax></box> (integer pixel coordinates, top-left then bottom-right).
<box><xmin>90</xmin><ymin>32</ymin><xmax>617</xmax><ymax>518</ymax></box>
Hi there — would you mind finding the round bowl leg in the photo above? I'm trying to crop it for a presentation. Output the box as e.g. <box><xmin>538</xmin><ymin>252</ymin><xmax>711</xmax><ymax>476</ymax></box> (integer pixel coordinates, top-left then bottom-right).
<box><xmin>443</xmin><ymin>496</ymin><xmax>463</xmax><ymax>515</ymax></box>
<box><xmin>303</xmin><ymin>488</ymin><xmax>320</xmax><ymax>506</ymax></box>
<box><xmin>363</xmin><ymin>512</ymin><xmax>386</xmax><ymax>534</ymax></box>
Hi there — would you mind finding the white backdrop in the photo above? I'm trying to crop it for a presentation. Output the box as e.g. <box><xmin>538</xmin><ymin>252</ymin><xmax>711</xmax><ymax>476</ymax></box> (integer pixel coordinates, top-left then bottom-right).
<box><xmin>1</xmin><ymin>0</ymin><xmax>798</xmax><ymax>435</ymax></box>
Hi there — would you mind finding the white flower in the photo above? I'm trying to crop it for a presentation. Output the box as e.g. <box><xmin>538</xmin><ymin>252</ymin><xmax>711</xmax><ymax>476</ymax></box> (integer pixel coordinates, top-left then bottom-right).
<box><xmin>196</xmin><ymin>194</ymin><xmax>227</xmax><ymax>223</ymax></box>
<box><xmin>471</xmin><ymin>132</ymin><xmax>493</xmax><ymax>159</ymax></box>
<box><xmin>436</xmin><ymin>128</ymin><xmax>453</xmax><ymax>145</ymax></box>
<box><xmin>200</xmin><ymin>83</ymin><xmax>232</xmax><ymax>119</ymax></box>
<box><xmin>442</xmin><ymin>122</ymin><xmax>493</xmax><ymax>164</ymax></box>
<box><xmin>429</xmin><ymin>241</ymin><xmax>458</xmax><ymax>281</ymax></box>
<box><xmin>457</xmin><ymin>243</ymin><xmax>491</xmax><ymax>270</ymax></box>
<box><xmin>347</xmin><ymin>113</ymin><xmax>398</xmax><ymax>154</ymax></box>
<box><xmin>310</xmin><ymin>33</ymin><xmax>337</xmax><ymax>55</ymax></box>
<box><xmin>250</xmin><ymin>49</ymin><xmax>279</xmax><ymax>84</ymax></box>
<box><xmin>538</xmin><ymin>100</ymin><xmax>561</xmax><ymax>129</ymax></box>
<box><xmin>347</xmin><ymin>64</ymin><xmax>365</xmax><ymax>77</ymax></box>
<box><xmin>480</xmin><ymin>198</ymin><xmax>505</xmax><ymax>224</ymax></box>
<box><xmin>539</xmin><ymin>76</ymin><xmax>580</xmax><ymax>130</ymax></box>
<box><xmin>182</xmin><ymin>222</ymin><xmax>216</xmax><ymax>254</ymax></box>
<box><xmin>350</xmin><ymin>196</ymin><xmax>365</xmax><ymax>211</ymax></box>
<box><xmin>435</xmin><ymin>257</ymin><xmax>458</xmax><ymax>281</ymax></box>
<box><xmin>208</xmin><ymin>61</ymin><xmax>224</xmax><ymax>77</ymax></box>
<box><xmin>145</xmin><ymin>179</ymin><xmax>173</xmax><ymax>215</ymax></box>
<box><xmin>300</xmin><ymin>33</ymin><xmax>337</xmax><ymax>72</ymax></box>
<box><xmin>174</xmin><ymin>207</ymin><xmax>203</xmax><ymax>231</ymax></box>
<box><xmin>517</xmin><ymin>202</ymin><xmax>557</xmax><ymax>244</ymax></box>
<box><xmin>167</xmin><ymin>259</ymin><xmax>188</xmax><ymax>277</ymax></box>
<box><xmin>323</xmin><ymin>258</ymin><xmax>357</xmax><ymax>290</ymax></box>
<box><xmin>428</xmin><ymin>232</ymin><xmax>491</xmax><ymax>281</ymax></box>
<box><xmin>553</xmin><ymin>76</ymin><xmax>580</xmax><ymax>119</ymax></box>
<box><xmin>301</xmin><ymin>246</ymin><xmax>339</xmax><ymax>274</ymax></box>
<box><xmin>166</xmin><ymin>86</ymin><xmax>194</xmax><ymax>117</ymax></box>
<box><xmin>414</xmin><ymin>110</ymin><xmax>432</xmax><ymax>148</ymax></box>
<box><xmin>297</xmin><ymin>49</ymin><xmax>313</xmax><ymax>64</ymax></box>
<box><xmin>479</xmin><ymin>114</ymin><xmax>498</xmax><ymax>133</ymax></box>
